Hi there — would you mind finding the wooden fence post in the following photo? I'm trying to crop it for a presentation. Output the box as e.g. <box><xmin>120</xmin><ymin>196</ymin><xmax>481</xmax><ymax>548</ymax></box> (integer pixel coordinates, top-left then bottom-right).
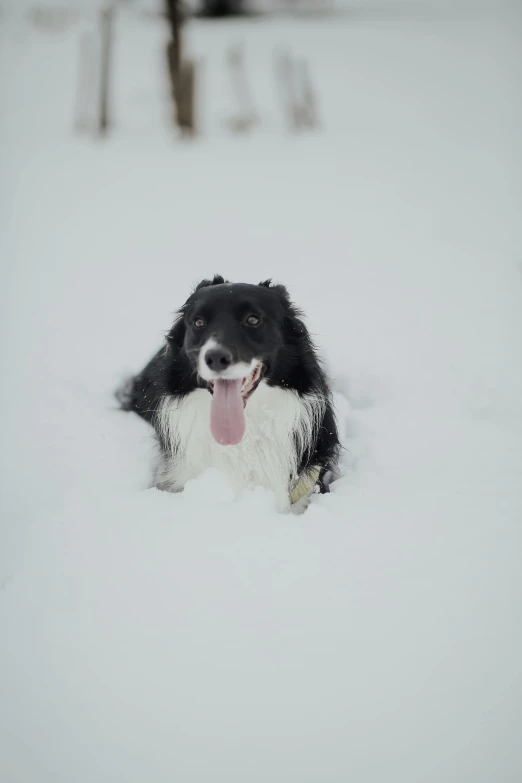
<box><xmin>165</xmin><ymin>0</ymin><xmax>196</xmax><ymax>135</ymax></box>
<box><xmin>99</xmin><ymin>5</ymin><xmax>115</xmax><ymax>137</ymax></box>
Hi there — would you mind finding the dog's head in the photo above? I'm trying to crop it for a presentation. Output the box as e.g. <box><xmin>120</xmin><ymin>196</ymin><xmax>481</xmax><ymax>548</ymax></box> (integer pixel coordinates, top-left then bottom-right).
<box><xmin>166</xmin><ymin>276</ymin><xmax>309</xmax><ymax>445</ymax></box>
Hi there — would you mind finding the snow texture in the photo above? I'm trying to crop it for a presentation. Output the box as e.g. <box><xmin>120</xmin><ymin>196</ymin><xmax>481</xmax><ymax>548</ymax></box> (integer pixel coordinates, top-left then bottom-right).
<box><xmin>1</xmin><ymin>2</ymin><xmax>521</xmax><ymax>782</ymax></box>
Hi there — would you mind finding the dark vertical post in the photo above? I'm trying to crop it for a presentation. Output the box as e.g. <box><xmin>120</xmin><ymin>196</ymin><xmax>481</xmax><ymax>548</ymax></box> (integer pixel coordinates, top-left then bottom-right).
<box><xmin>164</xmin><ymin>0</ymin><xmax>196</xmax><ymax>136</ymax></box>
<box><xmin>165</xmin><ymin>0</ymin><xmax>182</xmax><ymax>75</ymax></box>
<box><xmin>99</xmin><ymin>5</ymin><xmax>114</xmax><ymax>137</ymax></box>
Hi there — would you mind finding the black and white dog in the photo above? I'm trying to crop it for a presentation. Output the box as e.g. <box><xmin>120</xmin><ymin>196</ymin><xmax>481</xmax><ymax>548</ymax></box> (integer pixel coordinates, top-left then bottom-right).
<box><xmin>117</xmin><ymin>276</ymin><xmax>340</xmax><ymax>511</ymax></box>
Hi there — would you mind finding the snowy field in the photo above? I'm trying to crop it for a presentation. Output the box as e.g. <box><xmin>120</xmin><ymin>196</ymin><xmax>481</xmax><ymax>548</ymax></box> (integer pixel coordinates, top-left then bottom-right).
<box><xmin>1</xmin><ymin>1</ymin><xmax>522</xmax><ymax>781</ymax></box>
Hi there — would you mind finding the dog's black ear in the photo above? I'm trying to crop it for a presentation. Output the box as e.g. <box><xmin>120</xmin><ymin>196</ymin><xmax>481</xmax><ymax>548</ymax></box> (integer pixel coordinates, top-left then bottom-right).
<box><xmin>195</xmin><ymin>275</ymin><xmax>226</xmax><ymax>291</ymax></box>
<box><xmin>267</xmin><ymin>285</ymin><xmax>307</xmax><ymax>339</ymax></box>
<box><xmin>283</xmin><ymin>309</ymin><xmax>308</xmax><ymax>340</ymax></box>
<box><xmin>259</xmin><ymin>279</ymin><xmax>294</xmax><ymax>303</ymax></box>
<box><xmin>165</xmin><ymin>315</ymin><xmax>186</xmax><ymax>349</ymax></box>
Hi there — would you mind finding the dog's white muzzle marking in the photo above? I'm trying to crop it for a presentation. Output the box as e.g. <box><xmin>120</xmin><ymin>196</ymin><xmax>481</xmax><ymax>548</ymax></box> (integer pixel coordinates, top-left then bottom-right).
<box><xmin>198</xmin><ymin>338</ymin><xmax>259</xmax><ymax>383</ymax></box>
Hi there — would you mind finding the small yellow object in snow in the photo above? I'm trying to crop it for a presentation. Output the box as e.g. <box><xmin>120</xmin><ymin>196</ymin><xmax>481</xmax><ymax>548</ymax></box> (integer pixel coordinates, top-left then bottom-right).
<box><xmin>290</xmin><ymin>466</ymin><xmax>321</xmax><ymax>505</ymax></box>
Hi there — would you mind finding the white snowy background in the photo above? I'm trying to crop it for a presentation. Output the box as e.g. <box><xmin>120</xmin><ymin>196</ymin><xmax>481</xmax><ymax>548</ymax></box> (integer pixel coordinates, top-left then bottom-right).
<box><xmin>1</xmin><ymin>1</ymin><xmax>521</xmax><ymax>781</ymax></box>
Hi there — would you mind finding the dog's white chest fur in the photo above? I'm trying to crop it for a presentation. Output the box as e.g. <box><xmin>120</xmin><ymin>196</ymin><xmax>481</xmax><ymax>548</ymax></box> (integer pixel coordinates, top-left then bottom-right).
<box><xmin>157</xmin><ymin>381</ymin><xmax>322</xmax><ymax>510</ymax></box>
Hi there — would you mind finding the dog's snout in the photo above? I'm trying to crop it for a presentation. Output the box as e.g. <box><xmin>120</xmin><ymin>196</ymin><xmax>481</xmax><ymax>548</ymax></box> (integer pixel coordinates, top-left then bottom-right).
<box><xmin>205</xmin><ymin>347</ymin><xmax>232</xmax><ymax>371</ymax></box>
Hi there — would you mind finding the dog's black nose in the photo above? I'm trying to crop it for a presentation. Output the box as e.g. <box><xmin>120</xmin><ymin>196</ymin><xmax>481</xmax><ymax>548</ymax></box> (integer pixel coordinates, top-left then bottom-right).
<box><xmin>205</xmin><ymin>347</ymin><xmax>232</xmax><ymax>371</ymax></box>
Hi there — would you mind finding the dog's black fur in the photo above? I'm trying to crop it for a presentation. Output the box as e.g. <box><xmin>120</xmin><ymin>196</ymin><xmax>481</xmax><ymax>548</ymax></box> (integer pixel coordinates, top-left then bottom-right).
<box><xmin>117</xmin><ymin>276</ymin><xmax>340</xmax><ymax>496</ymax></box>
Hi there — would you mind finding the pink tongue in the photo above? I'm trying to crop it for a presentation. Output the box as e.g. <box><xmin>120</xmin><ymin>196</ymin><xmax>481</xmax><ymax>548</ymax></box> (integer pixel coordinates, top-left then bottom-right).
<box><xmin>210</xmin><ymin>379</ymin><xmax>245</xmax><ymax>445</ymax></box>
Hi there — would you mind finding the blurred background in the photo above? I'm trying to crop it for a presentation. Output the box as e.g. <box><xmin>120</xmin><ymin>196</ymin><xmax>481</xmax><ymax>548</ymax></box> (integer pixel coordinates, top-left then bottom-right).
<box><xmin>1</xmin><ymin>0</ymin><xmax>519</xmax><ymax>352</ymax></box>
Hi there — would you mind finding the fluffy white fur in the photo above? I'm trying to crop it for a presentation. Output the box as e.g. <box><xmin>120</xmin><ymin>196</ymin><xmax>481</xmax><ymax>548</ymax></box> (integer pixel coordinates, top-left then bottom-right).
<box><xmin>156</xmin><ymin>381</ymin><xmax>325</xmax><ymax>511</ymax></box>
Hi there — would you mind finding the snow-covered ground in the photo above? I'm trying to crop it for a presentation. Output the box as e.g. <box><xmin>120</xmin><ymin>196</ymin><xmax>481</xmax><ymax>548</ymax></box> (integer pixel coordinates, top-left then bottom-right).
<box><xmin>1</xmin><ymin>2</ymin><xmax>521</xmax><ymax>781</ymax></box>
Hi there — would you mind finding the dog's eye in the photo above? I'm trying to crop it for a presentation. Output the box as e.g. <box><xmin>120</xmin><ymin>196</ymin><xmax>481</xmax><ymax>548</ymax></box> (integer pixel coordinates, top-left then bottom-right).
<box><xmin>245</xmin><ymin>315</ymin><xmax>261</xmax><ymax>327</ymax></box>
<box><xmin>193</xmin><ymin>317</ymin><xmax>206</xmax><ymax>328</ymax></box>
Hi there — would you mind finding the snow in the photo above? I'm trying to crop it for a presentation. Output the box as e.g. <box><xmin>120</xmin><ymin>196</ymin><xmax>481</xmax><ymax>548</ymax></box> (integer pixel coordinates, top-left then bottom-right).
<box><xmin>1</xmin><ymin>2</ymin><xmax>522</xmax><ymax>782</ymax></box>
